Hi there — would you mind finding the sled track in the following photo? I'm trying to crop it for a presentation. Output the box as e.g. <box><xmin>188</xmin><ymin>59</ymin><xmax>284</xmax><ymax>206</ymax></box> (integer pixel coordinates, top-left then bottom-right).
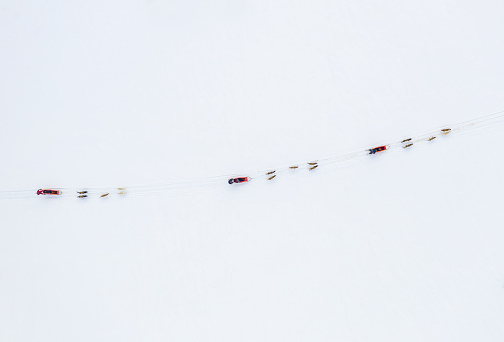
<box><xmin>2</xmin><ymin>110</ymin><xmax>504</xmax><ymax>200</ymax></box>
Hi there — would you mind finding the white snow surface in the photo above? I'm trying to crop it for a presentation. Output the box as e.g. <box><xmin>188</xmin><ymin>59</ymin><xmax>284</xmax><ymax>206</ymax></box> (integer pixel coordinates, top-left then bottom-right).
<box><xmin>1</xmin><ymin>1</ymin><xmax>504</xmax><ymax>341</ymax></box>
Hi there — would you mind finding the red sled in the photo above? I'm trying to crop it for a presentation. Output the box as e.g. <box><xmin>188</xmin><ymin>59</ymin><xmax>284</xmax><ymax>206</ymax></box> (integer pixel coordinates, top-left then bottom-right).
<box><xmin>369</xmin><ymin>145</ymin><xmax>387</xmax><ymax>155</ymax></box>
<box><xmin>228</xmin><ymin>177</ymin><xmax>249</xmax><ymax>185</ymax></box>
<box><xmin>37</xmin><ymin>189</ymin><xmax>62</xmax><ymax>195</ymax></box>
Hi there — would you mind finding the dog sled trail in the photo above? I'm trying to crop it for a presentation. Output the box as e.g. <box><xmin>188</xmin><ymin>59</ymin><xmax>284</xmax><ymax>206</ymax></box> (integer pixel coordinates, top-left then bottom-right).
<box><xmin>2</xmin><ymin>109</ymin><xmax>504</xmax><ymax>200</ymax></box>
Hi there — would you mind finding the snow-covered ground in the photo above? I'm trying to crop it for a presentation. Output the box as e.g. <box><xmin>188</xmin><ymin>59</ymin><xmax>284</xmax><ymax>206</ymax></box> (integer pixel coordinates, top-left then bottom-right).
<box><xmin>1</xmin><ymin>1</ymin><xmax>504</xmax><ymax>341</ymax></box>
